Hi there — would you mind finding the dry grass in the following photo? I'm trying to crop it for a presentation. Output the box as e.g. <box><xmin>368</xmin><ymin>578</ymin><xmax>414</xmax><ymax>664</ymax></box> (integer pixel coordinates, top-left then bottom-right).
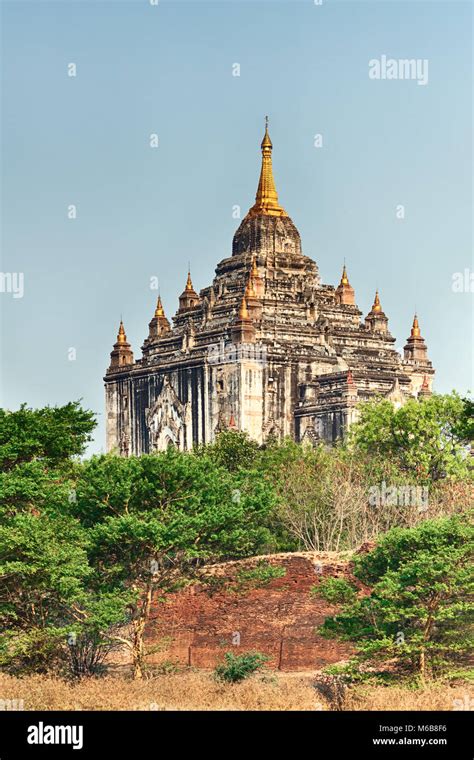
<box><xmin>0</xmin><ymin>671</ymin><xmax>470</xmax><ymax>712</ymax></box>
<box><xmin>344</xmin><ymin>684</ymin><xmax>471</xmax><ymax>712</ymax></box>
<box><xmin>0</xmin><ymin>672</ymin><xmax>317</xmax><ymax>711</ymax></box>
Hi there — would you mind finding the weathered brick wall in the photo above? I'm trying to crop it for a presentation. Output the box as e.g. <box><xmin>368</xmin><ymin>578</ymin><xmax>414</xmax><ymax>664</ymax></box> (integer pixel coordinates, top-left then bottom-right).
<box><xmin>141</xmin><ymin>553</ymin><xmax>357</xmax><ymax>671</ymax></box>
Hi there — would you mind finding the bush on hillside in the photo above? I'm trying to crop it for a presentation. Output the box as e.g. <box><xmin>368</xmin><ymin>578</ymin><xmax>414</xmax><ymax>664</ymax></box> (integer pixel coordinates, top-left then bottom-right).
<box><xmin>214</xmin><ymin>652</ymin><xmax>269</xmax><ymax>683</ymax></box>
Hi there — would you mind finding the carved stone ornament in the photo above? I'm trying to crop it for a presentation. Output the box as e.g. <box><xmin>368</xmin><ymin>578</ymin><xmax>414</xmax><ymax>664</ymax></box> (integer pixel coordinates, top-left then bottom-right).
<box><xmin>146</xmin><ymin>375</ymin><xmax>188</xmax><ymax>449</ymax></box>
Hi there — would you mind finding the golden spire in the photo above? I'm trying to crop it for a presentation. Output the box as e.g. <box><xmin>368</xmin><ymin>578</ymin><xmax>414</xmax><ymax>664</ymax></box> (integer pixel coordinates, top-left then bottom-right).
<box><xmin>109</xmin><ymin>318</ymin><xmax>134</xmax><ymax>370</ymax></box>
<box><xmin>238</xmin><ymin>296</ymin><xmax>249</xmax><ymax>319</ymax></box>
<box><xmin>154</xmin><ymin>295</ymin><xmax>165</xmax><ymax>318</ymax></box>
<box><xmin>248</xmin><ymin>117</ymin><xmax>288</xmax><ymax>218</ymax></box>
<box><xmin>117</xmin><ymin>320</ymin><xmax>127</xmax><ymax>344</ymax></box>
<box><xmin>372</xmin><ymin>290</ymin><xmax>382</xmax><ymax>313</ymax></box>
<box><xmin>340</xmin><ymin>264</ymin><xmax>349</xmax><ymax>286</ymax></box>
<box><xmin>335</xmin><ymin>262</ymin><xmax>355</xmax><ymax>306</ymax></box>
<box><xmin>261</xmin><ymin>118</ymin><xmax>272</xmax><ymax>148</ymax></box>
<box><xmin>185</xmin><ymin>270</ymin><xmax>194</xmax><ymax>292</ymax></box>
<box><xmin>411</xmin><ymin>313</ymin><xmax>421</xmax><ymax>337</ymax></box>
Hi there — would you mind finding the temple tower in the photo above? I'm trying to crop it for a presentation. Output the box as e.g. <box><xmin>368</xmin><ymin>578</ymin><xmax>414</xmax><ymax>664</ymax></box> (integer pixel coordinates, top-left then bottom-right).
<box><xmin>104</xmin><ymin>120</ymin><xmax>435</xmax><ymax>453</ymax></box>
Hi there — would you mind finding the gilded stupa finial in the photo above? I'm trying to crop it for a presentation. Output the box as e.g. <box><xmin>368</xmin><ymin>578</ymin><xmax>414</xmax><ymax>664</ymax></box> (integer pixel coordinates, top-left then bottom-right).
<box><xmin>411</xmin><ymin>313</ymin><xmax>421</xmax><ymax>338</ymax></box>
<box><xmin>117</xmin><ymin>320</ymin><xmax>127</xmax><ymax>344</ymax></box>
<box><xmin>185</xmin><ymin>269</ymin><xmax>194</xmax><ymax>292</ymax></box>
<box><xmin>372</xmin><ymin>290</ymin><xmax>382</xmax><ymax>313</ymax></box>
<box><xmin>248</xmin><ymin>118</ymin><xmax>287</xmax><ymax>218</ymax></box>
<box><xmin>261</xmin><ymin>115</ymin><xmax>272</xmax><ymax>149</ymax></box>
<box><xmin>335</xmin><ymin>261</ymin><xmax>355</xmax><ymax>306</ymax></box>
<box><xmin>155</xmin><ymin>295</ymin><xmax>165</xmax><ymax>318</ymax></box>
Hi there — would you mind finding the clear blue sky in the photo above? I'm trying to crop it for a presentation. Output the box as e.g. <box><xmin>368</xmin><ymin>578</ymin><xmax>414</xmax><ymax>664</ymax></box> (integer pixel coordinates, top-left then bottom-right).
<box><xmin>1</xmin><ymin>0</ymin><xmax>472</xmax><ymax>454</ymax></box>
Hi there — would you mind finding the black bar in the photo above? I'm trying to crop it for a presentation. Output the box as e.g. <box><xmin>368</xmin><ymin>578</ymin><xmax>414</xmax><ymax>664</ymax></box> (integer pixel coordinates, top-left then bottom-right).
<box><xmin>0</xmin><ymin>711</ymin><xmax>471</xmax><ymax>758</ymax></box>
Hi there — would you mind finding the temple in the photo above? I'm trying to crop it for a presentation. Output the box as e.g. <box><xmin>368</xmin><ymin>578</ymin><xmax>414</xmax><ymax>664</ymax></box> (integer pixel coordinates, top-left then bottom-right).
<box><xmin>104</xmin><ymin>121</ymin><xmax>434</xmax><ymax>454</ymax></box>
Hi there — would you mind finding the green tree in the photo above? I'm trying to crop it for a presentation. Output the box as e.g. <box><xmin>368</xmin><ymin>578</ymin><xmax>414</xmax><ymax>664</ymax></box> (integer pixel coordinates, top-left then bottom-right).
<box><xmin>199</xmin><ymin>429</ymin><xmax>260</xmax><ymax>472</ymax></box>
<box><xmin>73</xmin><ymin>449</ymin><xmax>274</xmax><ymax>679</ymax></box>
<box><xmin>0</xmin><ymin>401</ymin><xmax>96</xmax><ymax>520</ymax></box>
<box><xmin>316</xmin><ymin>516</ymin><xmax>474</xmax><ymax>682</ymax></box>
<box><xmin>0</xmin><ymin>512</ymin><xmax>127</xmax><ymax>674</ymax></box>
<box><xmin>0</xmin><ymin>402</ymin><xmax>95</xmax><ymax>472</ymax></box>
<box><xmin>349</xmin><ymin>393</ymin><xmax>472</xmax><ymax>482</ymax></box>
<box><xmin>0</xmin><ymin>403</ymin><xmax>129</xmax><ymax>675</ymax></box>
<box><xmin>454</xmin><ymin>396</ymin><xmax>474</xmax><ymax>444</ymax></box>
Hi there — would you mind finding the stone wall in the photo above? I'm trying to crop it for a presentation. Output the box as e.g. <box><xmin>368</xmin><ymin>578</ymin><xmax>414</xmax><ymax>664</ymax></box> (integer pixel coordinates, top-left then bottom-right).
<box><xmin>140</xmin><ymin>553</ymin><xmax>359</xmax><ymax>671</ymax></box>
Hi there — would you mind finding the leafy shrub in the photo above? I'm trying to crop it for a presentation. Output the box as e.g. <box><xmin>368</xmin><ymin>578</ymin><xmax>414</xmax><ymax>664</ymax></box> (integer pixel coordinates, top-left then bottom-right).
<box><xmin>312</xmin><ymin>577</ymin><xmax>357</xmax><ymax>604</ymax></box>
<box><xmin>0</xmin><ymin>628</ymin><xmax>68</xmax><ymax>676</ymax></box>
<box><xmin>214</xmin><ymin>652</ymin><xmax>268</xmax><ymax>683</ymax></box>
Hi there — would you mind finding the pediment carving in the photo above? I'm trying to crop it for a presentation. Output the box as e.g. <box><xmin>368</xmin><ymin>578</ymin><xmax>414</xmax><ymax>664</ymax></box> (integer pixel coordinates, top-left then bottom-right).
<box><xmin>146</xmin><ymin>375</ymin><xmax>189</xmax><ymax>450</ymax></box>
